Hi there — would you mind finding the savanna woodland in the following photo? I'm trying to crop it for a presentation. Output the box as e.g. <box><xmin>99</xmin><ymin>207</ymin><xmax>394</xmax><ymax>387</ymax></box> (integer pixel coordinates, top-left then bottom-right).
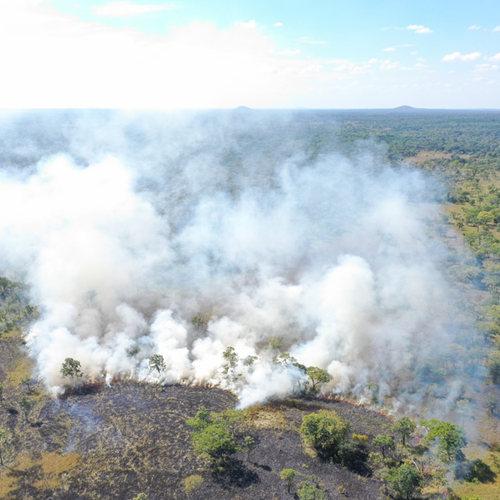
<box><xmin>1</xmin><ymin>108</ymin><xmax>500</xmax><ymax>499</ymax></box>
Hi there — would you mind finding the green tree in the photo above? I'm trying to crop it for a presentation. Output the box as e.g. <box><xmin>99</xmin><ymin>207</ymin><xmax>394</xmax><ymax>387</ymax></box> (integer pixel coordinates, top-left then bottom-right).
<box><xmin>273</xmin><ymin>352</ymin><xmax>297</xmax><ymax>368</ymax></box>
<box><xmin>191</xmin><ymin>314</ymin><xmax>207</xmax><ymax>330</ymax></box>
<box><xmin>148</xmin><ymin>354</ymin><xmax>166</xmax><ymax>374</ymax></box>
<box><xmin>187</xmin><ymin>406</ymin><xmax>211</xmax><ymax>431</ymax></box>
<box><xmin>212</xmin><ymin>409</ymin><xmax>244</xmax><ymax>437</ymax></box>
<box><xmin>387</xmin><ymin>463</ymin><xmax>423</xmax><ymax>499</ymax></box>
<box><xmin>19</xmin><ymin>396</ymin><xmax>33</xmax><ymax>423</ymax></box>
<box><xmin>242</xmin><ymin>436</ymin><xmax>256</xmax><ymax>462</ymax></box>
<box><xmin>187</xmin><ymin>407</ymin><xmax>240</xmax><ymax>468</ymax></box>
<box><xmin>301</xmin><ymin>410</ymin><xmax>350</xmax><ymax>458</ymax></box>
<box><xmin>456</xmin><ymin>399</ymin><xmax>472</xmax><ymax>425</ymax></box>
<box><xmin>21</xmin><ymin>376</ymin><xmax>34</xmax><ymax>394</ymax></box>
<box><xmin>297</xmin><ymin>482</ymin><xmax>326</xmax><ymax>500</ymax></box>
<box><xmin>186</xmin><ymin>406</ymin><xmax>212</xmax><ymax>431</ymax></box>
<box><xmin>243</xmin><ymin>355</ymin><xmax>258</xmax><ymax>368</ymax></box>
<box><xmin>61</xmin><ymin>358</ymin><xmax>83</xmax><ymax>379</ymax></box>
<box><xmin>477</xmin><ymin>210</ymin><xmax>495</xmax><ymax>226</ymax></box>
<box><xmin>131</xmin><ymin>494</ymin><xmax>148</xmax><ymax>500</ymax></box>
<box><xmin>372</xmin><ymin>435</ymin><xmax>395</xmax><ymax>458</ymax></box>
<box><xmin>485</xmin><ymin>392</ymin><xmax>498</xmax><ymax>415</ymax></box>
<box><xmin>280</xmin><ymin>468</ymin><xmax>297</xmax><ymax>492</ymax></box>
<box><xmin>367</xmin><ymin>381</ymin><xmax>379</xmax><ymax>404</ymax></box>
<box><xmin>306</xmin><ymin>367</ymin><xmax>332</xmax><ymax>393</ymax></box>
<box><xmin>421</xmin><ymin>419</ymin><xmax>466</xmax><ymax>462</ymax></box>
<box><xmin>222</xmin><ymin>346</ymin><xmax>239</xmax><ymax>379</ymax></box>
<box><xmin>0</xmin><ymin>277</ymin><xmax>15</xmax><ymax>299</ymax></box>
<box><xmin>267</xmin><ymin>336</ymin><xmax>284</xmax><ymax>351</ymax></box>
<box><xmin>391</xmin><ymin>417</ymin><xmax>416</xmax><ymax>447</ymax></box>
<box><xmin>191</xmin><ymin>423</ymin><xmax>240</xmax><ymax>466</ymax></box>
<box><xmin>487</xmin><ymin>350</ymin><xmax>500</xmax><ymax>384</ymax></box>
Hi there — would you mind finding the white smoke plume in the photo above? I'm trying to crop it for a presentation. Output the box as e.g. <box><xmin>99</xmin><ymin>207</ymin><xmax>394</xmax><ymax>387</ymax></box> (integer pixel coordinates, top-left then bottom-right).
<box><xmin>0</xmin><ymin>110</ymin><xmax>465</xmax><ymax>410</ymax></box>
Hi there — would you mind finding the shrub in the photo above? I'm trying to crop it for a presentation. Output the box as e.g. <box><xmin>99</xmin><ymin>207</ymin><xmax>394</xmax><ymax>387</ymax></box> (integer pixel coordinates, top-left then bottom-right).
<box><xmin>181</xmin><ymin>475</ymin><xmax>204</xmax><ymax>495</ymax></box>
<box><xmin>301</xmin><ymin>410</ymin><xmax>350</xmax><ymax>458</ymax></box>
<box><xmin>387</xmin><ymin>463</ymin><xmax>423</xmax><ymax>500</ymax></box>
<box><xmin>297</xmin><ymin>482</ymin><xmax>326</xmax><ymax>500</ymax></box>
<box><xmin>352</xmin><ymin>433</ymin><xmax>369</xmax><ymax>445</ymax></box>
<box><xmin>187</xmin><ymin>407</ymin><xmax>241</xmax><ymax>468</ymax></box>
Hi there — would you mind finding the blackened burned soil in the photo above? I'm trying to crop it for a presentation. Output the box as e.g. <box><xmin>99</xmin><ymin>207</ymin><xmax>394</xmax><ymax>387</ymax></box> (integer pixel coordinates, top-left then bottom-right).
<box><xmin>5</xmin><ymin>382</ymin><xmax>392</xmax><ymax>499</ymax></box>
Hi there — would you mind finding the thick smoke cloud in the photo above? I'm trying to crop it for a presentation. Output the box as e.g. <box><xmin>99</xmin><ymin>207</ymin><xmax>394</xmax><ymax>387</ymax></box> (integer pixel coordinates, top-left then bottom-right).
<box><xmin>0</xmin><ymin>110</ymin><xmax>462</xmax><ymax>410</ymax></box>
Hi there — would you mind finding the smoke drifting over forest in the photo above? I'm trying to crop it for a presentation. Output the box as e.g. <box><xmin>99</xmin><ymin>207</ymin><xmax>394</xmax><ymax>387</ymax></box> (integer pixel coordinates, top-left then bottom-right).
<box><xmin>0</xmin><ymin>110</ymin><xmax>466</xmax><ymax>410</ymax></box>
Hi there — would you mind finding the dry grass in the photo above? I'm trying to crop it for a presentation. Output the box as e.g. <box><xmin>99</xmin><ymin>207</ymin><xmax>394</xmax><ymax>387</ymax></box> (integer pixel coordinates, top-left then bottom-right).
<box><xmin>453</xmin><ymin>448</ymin><xmax>500</xmax><ymax>500</ymax></box>
<box><xmin>5</xmin><ymin>355</ymin><xmax>34</xmax><ymax>388</ymax></box>
<box><xmin>243</xmin><ymin>404</ymin><xmax>289</xmax><ymax>430</ymax></box>
<box><xmin>0</xmin><ymin>452</ymin><xmax>80</xmax><ymax>496</ymax></box>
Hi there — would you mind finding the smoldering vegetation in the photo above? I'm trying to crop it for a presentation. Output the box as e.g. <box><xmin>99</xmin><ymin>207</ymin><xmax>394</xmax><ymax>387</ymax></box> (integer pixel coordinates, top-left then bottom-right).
<box><xmin>0</xmin><ymin>109</ymin><xmax>474</xmax><ymax>412</ymax></box>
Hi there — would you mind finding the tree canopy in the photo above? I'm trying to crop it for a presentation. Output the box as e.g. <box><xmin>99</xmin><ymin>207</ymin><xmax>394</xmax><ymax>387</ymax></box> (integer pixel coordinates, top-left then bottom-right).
<box><xmin>301</xmin><ymin>410</ymin><xmax>351</xmax><ymax>458</ymax></box>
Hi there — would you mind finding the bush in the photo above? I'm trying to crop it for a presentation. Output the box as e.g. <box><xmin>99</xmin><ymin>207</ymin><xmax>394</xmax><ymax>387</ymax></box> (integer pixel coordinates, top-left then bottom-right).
<box><xmin>387</xmin><ymin>463</ymin><xmax>423</xmax><ymax>500</ymax></box>
<box><xmin>301</xmin><ymin>410</ymin><xmax>350</xmax><ymax>459</ymax></box>
<box><xmin>187</xmin><ymin>407</ymin><xmax>241</xmax><ymax>468</ymax></box>
<box><xmin>297</xmin><ymin>482</ymin><xmax>326</xmax><ymax>500</ymax></box>
<box><xmin>352</xmin><ymin>433</ymin><xmax>369</xmax><ymax>445</ymax></box>
<box><xmin>181</xmin><ymin>475</ymin><xmax>204</xmax><ymax>495</ymax></box>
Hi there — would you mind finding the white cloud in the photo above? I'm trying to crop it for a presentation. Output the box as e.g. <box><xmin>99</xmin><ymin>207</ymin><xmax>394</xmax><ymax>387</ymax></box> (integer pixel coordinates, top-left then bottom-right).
<box><xmin>383</xmin><ymin>47</ymin><xmax>395</xmax><ymax>52</ymax></box>
<box><xmin>234</xmin><ymin>20</ymin><xmax>256</xmax><ymax>29</ymax></box>
<box><xmin>297</xmin><ymin>37</ymin><xmax>327</xmax><ymax>45</ymax></box>
<box><xmin>406</xmin><ymin>25</ymin><xmax>433</xmax><ymax>34</ymax></box>
<box><xmin>92</xmin><ymin>1</ymin><xmax>171</xmax><ymax>18</ymax></box>
<box><xmin>380</xmin><ymin>58</ymin><xmax>401</xmax><ymax>70</ymax></box>
<box><xmin>474</xmin><ymin>63</ymin><xmax>499</xmax><ymax>72</ymax></box>
<box><xmin>468</xmin><ymin>25</ymin><xmax>481</xmax><ymax>30</ymax></box>
<box><xmin>442</xmin><ymin>52</ymin><xmax>482</xmax><ymax>62</ymax></box>
<box><xmin>276</xmin><ymin>49</ymin><xmax>300</xmax><ymax>56</ymax></box>
<box><xmin>488</xmin><ymin>53</ymin><xmax>500</xmax><ymax>61</ymax></box>
<box><xmin>494</xmin><ymin>26</ymin><xmax>500</xmax><ymax>32</ymax></box>
<box><xmin>273</xmin><ymin>22</ymin><xmax>283</xmax><ymax>27</ymax></box>
<box><xmin>0</xmin><ymin>3</ymin><xmax>335</xmax><ymax>108</ymax></box>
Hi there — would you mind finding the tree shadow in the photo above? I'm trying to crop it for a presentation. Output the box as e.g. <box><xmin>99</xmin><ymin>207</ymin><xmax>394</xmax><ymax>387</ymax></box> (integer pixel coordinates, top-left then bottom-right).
<box><xmin>317</xmin><ymin>444</ymin><xmax>371</xmax><ymax>477</ymax></box>
<box><xmin>252</xmin><ymin>462</ymin><xmax>271</xmax><ymax>471</ymax></box>
<box><xmin>456</xmin><ymin>459</ymin><xmax>497</xmax><ymax>483</ymax></box>
<box><xmin>213</xmin><ymin>458</ymin><xmax>260</xmax><ymax>489</ymax></box>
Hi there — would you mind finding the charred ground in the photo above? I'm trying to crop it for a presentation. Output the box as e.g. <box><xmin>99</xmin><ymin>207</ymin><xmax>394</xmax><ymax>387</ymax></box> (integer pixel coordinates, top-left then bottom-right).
<box><xmin>0</xmin><ymin>347</ymin><xmax>392</xmax><ymax>500</ymax></box>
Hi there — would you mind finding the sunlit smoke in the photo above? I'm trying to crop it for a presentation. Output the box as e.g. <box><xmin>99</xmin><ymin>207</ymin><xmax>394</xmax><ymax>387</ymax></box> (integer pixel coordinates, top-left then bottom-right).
<box><xmin>0</xmin><ymin>110</ymin><xmax>465</xmax><ymax>411</ymax></box>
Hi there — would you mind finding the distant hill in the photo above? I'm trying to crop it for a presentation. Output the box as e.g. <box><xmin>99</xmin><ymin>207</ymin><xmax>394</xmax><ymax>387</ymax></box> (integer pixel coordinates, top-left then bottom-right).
<box><xmin>391</xmin><ymin>105</ymin><xmax>420</xmax><ymax>112</ymax></box>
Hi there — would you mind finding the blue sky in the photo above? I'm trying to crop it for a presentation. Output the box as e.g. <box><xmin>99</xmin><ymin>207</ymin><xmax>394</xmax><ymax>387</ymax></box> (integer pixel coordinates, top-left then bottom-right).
<box><xmin>0</xmin><ymin>0</ymin><xmax>499</xmax><ymax>108</ymax></box>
